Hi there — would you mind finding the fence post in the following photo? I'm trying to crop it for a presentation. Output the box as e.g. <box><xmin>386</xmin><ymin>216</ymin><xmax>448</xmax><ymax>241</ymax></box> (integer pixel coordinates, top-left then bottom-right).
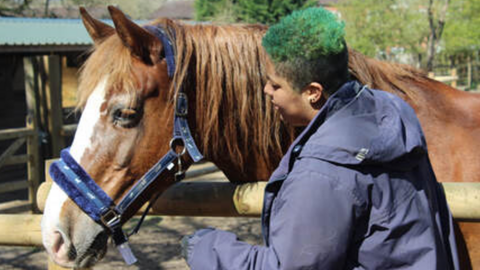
<box><xmin>467</xmin><ymin>56</ymin><xmax>472</xmax><ymax>89</ymax></box>
<box><xmin>47</xmin><ymin>55</ymin><xmax>65</xmax><ymax>157</ymax></box>
<box><xmin>451</xmin><ymin>68</ymin><xmax>458</xmax><ymax>88</ymax></box>
<box><xmin>24</xmin><ymin>57</ymin><xmax>42</xmax><ymax>213</ymax></box>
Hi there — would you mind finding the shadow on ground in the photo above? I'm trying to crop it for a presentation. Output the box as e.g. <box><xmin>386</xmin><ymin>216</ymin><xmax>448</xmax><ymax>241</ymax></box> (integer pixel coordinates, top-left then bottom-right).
<box><xmin>0</xmin><ymin>216</ymin><xmax>262</xmax><ymax>270</ymax></box>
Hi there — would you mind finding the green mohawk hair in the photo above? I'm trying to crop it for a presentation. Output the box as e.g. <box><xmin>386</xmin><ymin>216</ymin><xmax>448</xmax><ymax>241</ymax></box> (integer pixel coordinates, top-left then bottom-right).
<box><xmin>262</xmin><ymin>7</ymin><xmax>346</xmax><ymax>63</ymax></box>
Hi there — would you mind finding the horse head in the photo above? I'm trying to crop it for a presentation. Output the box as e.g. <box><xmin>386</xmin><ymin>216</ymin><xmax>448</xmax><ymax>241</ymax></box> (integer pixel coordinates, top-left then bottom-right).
<box><xmin>41</xmin><ymin>7</ymin><xmax>188</xmax><ymax>268</ymax></box>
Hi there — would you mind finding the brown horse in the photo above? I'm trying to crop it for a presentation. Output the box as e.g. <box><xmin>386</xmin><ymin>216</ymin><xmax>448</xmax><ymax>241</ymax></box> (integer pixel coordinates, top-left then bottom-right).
<box><xmin>41</xmin><ymin>6</ymin><xmax>480</xmax><ymax>269</ymax></box>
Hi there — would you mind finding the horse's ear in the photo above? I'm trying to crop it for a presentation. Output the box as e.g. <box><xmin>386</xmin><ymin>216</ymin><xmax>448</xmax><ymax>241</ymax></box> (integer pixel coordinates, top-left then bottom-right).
<box><xmin>108</xmin><ymin>5</ymin><xmax>161</xmax><ymax>65</ymax></box>
<box><xmin>79</xmin><ymin>7</ymin><xmax>114</xmax><ymax>44</ymax></box>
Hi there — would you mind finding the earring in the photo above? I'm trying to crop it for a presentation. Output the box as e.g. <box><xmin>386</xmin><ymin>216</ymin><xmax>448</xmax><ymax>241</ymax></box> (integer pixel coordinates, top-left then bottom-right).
<box><xmin>309</xmin><ymin>97</ymin><xmax>316</xmax><ymax>103</ymax></box>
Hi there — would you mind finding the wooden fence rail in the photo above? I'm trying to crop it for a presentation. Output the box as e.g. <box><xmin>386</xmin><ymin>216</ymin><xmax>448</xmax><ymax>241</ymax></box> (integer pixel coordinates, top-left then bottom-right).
<box><xmin>0</xmin><ymin>122</ymin><xmax>40</xmax><ymax>212</ymax></box>
<box><xmin>0</xmin><ymin>127</ymin><xmax>36</xmax><ymax>140</ymax></box>
<box><xmin>1</xmin><ymin>161</ymin><xmax>480</xmax><ymax>270</ymax></box>
<box><xmin>35</xmin><ymin>181</ymin><xmax>480</xmax><ymax>220</ymax></box>
<box><xmin>0</xmin><ymin>180</ymin><xmax>479</xmax><ymax>248</ymax></box>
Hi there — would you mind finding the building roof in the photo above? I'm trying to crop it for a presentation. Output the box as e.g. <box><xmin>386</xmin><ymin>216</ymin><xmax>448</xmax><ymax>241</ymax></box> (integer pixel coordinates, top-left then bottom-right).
<box><xmin>0</xmin><ymin>17</ymin><xmax>140</xmax><ymax>54</ymax></box>
<box><xmin>0</xmin><ymin>17</ymin><xmax>110</xmax><ymax>46</ymax></box>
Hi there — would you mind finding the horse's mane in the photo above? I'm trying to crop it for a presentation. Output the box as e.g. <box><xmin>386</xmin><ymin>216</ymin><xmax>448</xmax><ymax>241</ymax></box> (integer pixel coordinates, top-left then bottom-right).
<box><xmin>347</xmin><ymin>49</ymin><xmax>431</xmax><ymax>103</ymax></box>
<box><xmin>77</xmin><ymin>20</ymin><xmax>294</xmax><ymax>173</ymax></box>
<box><xmin>165</xmin><ymin>20</ymin><xmax>294</xmax><ymax>170</ymax></box>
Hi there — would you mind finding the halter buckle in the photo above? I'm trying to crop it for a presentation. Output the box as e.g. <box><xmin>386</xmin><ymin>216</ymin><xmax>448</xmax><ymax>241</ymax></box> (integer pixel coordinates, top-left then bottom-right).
<box><xmin>175</xmin><ymin>93</ymin><xmax>188</xmax><ymax>117</ymax></box>
<box><xmin>100</xmin><ymin>208</ymin><xmax>121</xmax><ymax>229</ymax></box>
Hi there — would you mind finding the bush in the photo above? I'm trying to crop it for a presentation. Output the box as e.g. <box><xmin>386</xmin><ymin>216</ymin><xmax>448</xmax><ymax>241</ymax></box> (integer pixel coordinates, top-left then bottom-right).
<box><xmin>194</xmin><ymin>0</ymin><xmax>317</xmax><ymax>24</ymax></box>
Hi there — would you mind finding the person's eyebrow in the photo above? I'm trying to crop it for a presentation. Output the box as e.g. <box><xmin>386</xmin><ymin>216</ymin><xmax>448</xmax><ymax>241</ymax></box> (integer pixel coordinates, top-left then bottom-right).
<box><xmin>267</xmin><ymin>74</ymin><xmax>280</xmax><ymax>84</ymax></box>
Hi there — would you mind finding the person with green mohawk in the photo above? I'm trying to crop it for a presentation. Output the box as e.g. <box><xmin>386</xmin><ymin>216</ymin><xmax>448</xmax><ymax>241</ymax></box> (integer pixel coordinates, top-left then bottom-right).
<box><xmin>180</xmin><ymin>7</ymin><xmax>459</xmax><ymax>269</ymax></box>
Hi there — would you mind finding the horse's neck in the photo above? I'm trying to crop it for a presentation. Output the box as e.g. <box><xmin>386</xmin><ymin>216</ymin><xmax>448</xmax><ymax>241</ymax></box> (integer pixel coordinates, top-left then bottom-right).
<box><xmin>202</xmin><ymin>121</ymin><xmax>297</xmax><ymax>183</ymax></box>
<box><xmin>349</xmin><ymin>49</ymin><xmax>457</xmax><ymax>106</ymax></box>
<box><xmin>212</xmin><ymin>153</ymin><xmax>274</xmax><ymax>183</ymax></box>
<box><xmin>202</xmin><ymin>128</ymin><xmax>291</xmax><ymax>183</ymax></box>
<box><xmin>349</xmin><ymin>50</ymin><xmax>480</xmax><ymax>184</ymax></box>
<box><xmin>178</xmin><ymin>23</ymin><xmax>293</xmax><ymax>183</ymax></box>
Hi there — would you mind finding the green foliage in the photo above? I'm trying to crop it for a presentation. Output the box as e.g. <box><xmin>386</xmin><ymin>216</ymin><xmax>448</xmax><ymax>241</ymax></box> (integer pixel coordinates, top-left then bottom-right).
<box><xmin>194</xmin><ymin>0</ymin><xmax>229</xmax><ymax>21</ymax></box>
<box><xmin>67</xmin><ymin>0</ymin><xmax>103</xmax><ymax>7</ymax></box>
<box><xmin>337</xmin><ymin>0</ymin><xmax>427</xmax><ymax>63</ymax></box>
<box><xmin>443</xmin><ymin>0</ymin><xmax>480</xmax><ymax>56</ymax></box>
<box><xmin>194</xmin><ymin>0</ymin><xmax>316</xmax><ymax>24</ymax></box>
<box><xmin>0</xmin><ymin>0</ymin><xmax>33</xmax><ymax>16</ymax></box>
<box><xmin>61</xmin><ymin>0</ymin><xmax>164</xmax><ymax>19</ymax></box>
<box><xmin>262</xmin><ymin>7</ymin><xmax>345</xmax><ymax>62</ymax></box>
<box><xmin>337</xmin><ymin>0</ymin><xmax>480</xmax><ymax>68</ymax></box>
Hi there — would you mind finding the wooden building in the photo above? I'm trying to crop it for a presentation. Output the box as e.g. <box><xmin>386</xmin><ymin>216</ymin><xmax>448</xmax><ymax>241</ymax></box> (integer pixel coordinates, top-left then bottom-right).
<box><xmin>0</xmin><ymin>17</ymin><xmax>99</xmax><ymax>212</ymax></box>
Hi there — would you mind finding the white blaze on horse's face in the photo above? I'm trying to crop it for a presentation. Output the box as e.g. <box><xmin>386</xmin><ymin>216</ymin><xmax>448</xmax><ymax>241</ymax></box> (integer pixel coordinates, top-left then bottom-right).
<box><xmin>41</xmin><ymin>78</ymin><xmax>108</xmax><ymax>267</ymax></box>
<box><xmin>70</xmin><ymin>78</ymin><xmax>108</xmax><ymax>161</ymax></box>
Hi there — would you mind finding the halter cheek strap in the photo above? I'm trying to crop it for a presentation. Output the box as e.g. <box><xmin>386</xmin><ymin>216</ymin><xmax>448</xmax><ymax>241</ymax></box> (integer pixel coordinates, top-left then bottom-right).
<box><xmin>49</xmin><ymin>24</ymin><xmax>203</xmax><ymax>265</ymax></box>
<box><xmin>144</xmin><ymin>24</ymin><xmax>203</xmax><ymax>163</ymax></box>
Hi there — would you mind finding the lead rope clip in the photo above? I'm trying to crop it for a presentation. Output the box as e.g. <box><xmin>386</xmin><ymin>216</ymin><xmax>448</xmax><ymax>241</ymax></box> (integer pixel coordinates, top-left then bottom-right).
<box><xmin>170</xmin><ymin>137</ymin><xmax>187</xmax><ymax>182</ymax></box>
<box><xmin>175</xmin><ymin>156</ymin><xmax>186</xmax><ymax>182</ymax></box>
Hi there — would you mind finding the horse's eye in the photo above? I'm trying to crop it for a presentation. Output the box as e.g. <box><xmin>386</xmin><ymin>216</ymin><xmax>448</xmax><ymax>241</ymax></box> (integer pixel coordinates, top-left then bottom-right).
<box><xmin>112</xmin><ymin>108</ymin><xmax>141</xmax><ymax>128</ymax></box>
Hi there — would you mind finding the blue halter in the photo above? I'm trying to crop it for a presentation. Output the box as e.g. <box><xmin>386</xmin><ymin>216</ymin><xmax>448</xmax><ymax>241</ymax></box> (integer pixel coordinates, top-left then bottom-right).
<box><xmin>49</xmin><ymin>25</ymin><xmax>203</xmax><ymax>265</ymax></box>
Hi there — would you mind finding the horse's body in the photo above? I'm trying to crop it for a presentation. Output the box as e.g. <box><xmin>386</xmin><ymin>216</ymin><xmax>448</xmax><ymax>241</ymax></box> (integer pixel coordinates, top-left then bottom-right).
<box><xmin>41</xmin><ymin>7</ymin><xmax>480</xmax><ymax>269</ymax></box>
<box><xmin>349</xmin><ymin>50</ymin><xmax>480</xmax><ymax>186</ymax></box>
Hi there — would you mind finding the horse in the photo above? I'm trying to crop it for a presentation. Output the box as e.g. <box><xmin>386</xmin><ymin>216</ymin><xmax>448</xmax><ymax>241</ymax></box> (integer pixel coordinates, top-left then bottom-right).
<box><xmin>41</xmin><ymin>6</ymin><xmax>480</xmax><ymax>269</ymax></box>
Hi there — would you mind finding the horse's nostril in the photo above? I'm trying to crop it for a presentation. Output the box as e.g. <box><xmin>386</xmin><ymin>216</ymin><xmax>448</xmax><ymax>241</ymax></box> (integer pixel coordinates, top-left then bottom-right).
<box><xmin>51</xmin><ymin>230</ymin><xmax>77</xmax><ymax>262</ymax></box>
<box><xmin>52</xmin><ymin>231</ymin><xmax>64</xmax><ymax>255</ymax></box>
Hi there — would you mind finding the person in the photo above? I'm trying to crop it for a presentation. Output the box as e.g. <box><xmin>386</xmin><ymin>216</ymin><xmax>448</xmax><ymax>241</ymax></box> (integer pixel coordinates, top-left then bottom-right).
<box><xmin>180</xmin><ymin>7</ymin><xmax>460</xmax><ymax>270</ymax></box>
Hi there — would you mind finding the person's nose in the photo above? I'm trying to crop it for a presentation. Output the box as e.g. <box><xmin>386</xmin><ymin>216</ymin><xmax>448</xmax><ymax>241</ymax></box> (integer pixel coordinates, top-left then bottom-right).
<box><xmin>264</xmin><ymin>82</ymin><xmax>273</xmax><ymax>97</ymax></box>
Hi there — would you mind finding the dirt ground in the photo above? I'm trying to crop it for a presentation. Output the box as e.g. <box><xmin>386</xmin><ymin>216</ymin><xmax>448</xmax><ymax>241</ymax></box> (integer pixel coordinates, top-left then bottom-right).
<box><xmin>0</xmin><ymin>215</ymin><xmax>262</xmax><ymax>270</ymax></box>
<box><xmin>0</xmin><ymin>167</ymin><xmax>263</xmax><ymax>270</ymax></box>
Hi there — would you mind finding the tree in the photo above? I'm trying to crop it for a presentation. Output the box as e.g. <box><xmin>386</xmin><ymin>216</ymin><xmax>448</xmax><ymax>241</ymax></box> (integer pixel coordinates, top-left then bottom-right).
<box><xmin>337</xmin><ymin>0</ymin><xmax>427</xmax><ymax>65</ymax></box>
<box><xmin>442</xmin><ymin>0</ymin><xmax>480</xmax><ymax>56</ymax></box>
<box><xmin>425</xmin><ymin>0</ymin><xmax>451</xmax><ymax>71</ymax></box>
<box><xmin>194</xmin><ymin>0</ymin><xmax>316</xmax><ymax>24</ymax></box>
<box><xmin>439</xmin><ymin>0</ymin><xmax>480</xmax><ymax>89</ymax></box>
<box><xmin>195</xmin><ymin>0</ymin><xmax>230</xmax><ymax>21</ymax></box>
<box><xmin>0</xmin><ymin>0</ymin><xmax>32</xmax><ymax>16</ymax></box>
<box><xmin>337</xmin><ymin>0</ymin><xmax>468</xmax><ymax>70</ymax></box>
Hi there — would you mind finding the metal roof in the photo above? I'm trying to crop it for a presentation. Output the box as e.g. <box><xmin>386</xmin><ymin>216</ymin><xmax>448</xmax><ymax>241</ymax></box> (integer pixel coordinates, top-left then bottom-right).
<box><xmin>0</xmin><ymin>17</ymin><xmax>112</xmax><ymax>46</ymax></box>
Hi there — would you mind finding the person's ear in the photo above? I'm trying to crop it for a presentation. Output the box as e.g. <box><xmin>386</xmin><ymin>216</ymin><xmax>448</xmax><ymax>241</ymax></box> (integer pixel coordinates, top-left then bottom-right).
<box><xmin>304</xmin><ymin>82</ymin><xmax>325</xmax><ymax>105</ymax></box>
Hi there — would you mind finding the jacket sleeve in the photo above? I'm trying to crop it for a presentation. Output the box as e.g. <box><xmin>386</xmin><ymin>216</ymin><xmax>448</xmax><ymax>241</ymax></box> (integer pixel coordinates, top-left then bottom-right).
<box><xmin>187</xmin><ymin>167</ymin><xmax>361</xmax><ymax>270</ymax></box>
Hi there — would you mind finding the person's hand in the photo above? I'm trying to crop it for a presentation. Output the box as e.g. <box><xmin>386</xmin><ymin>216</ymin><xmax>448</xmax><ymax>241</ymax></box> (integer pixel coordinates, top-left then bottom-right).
<box><xmin>180</xmin><ymin>228</ymin><xmax>215</xmax><ymax>263</ymax></box>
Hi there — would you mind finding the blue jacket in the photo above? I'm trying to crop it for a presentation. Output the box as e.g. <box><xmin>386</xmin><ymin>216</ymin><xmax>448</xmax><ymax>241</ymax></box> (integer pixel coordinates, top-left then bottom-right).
<box><xmin>186</xmin><ymin>81</ymin><xmax>460</xmax><ymax>270</ymax></box>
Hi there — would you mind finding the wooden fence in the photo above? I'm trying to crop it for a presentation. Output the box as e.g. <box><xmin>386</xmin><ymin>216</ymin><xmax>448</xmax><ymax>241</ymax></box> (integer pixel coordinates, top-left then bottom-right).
<box><xmin>431</xmin><ymin>60</ymin><xmax>480</xmax><ymax>91</ymax></box>
<box><xmin>0</xmin><ymin>56</ymin><xmax>47</xmax><ymax>212</ymax></box>
<box><xmin>0</xmin><ymin>55</ymin><xmax>79</xmax><ymax>212</ymax></box>
<box><xmin>430</xmin><ymin>68</ymin><xmax>459</xmax><ymax>87</ymax></box>
<box><xmin>1</xmin><ymin>158</ymin><xmax>480</xmax><ymax>269</ymax></box>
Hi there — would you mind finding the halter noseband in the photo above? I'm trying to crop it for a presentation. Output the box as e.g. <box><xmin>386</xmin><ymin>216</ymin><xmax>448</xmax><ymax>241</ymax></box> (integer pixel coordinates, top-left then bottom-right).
<box><xmin>49</xmin><ymin>25</ymin><xmax>203</xmax><ymax>265</ymax></box>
